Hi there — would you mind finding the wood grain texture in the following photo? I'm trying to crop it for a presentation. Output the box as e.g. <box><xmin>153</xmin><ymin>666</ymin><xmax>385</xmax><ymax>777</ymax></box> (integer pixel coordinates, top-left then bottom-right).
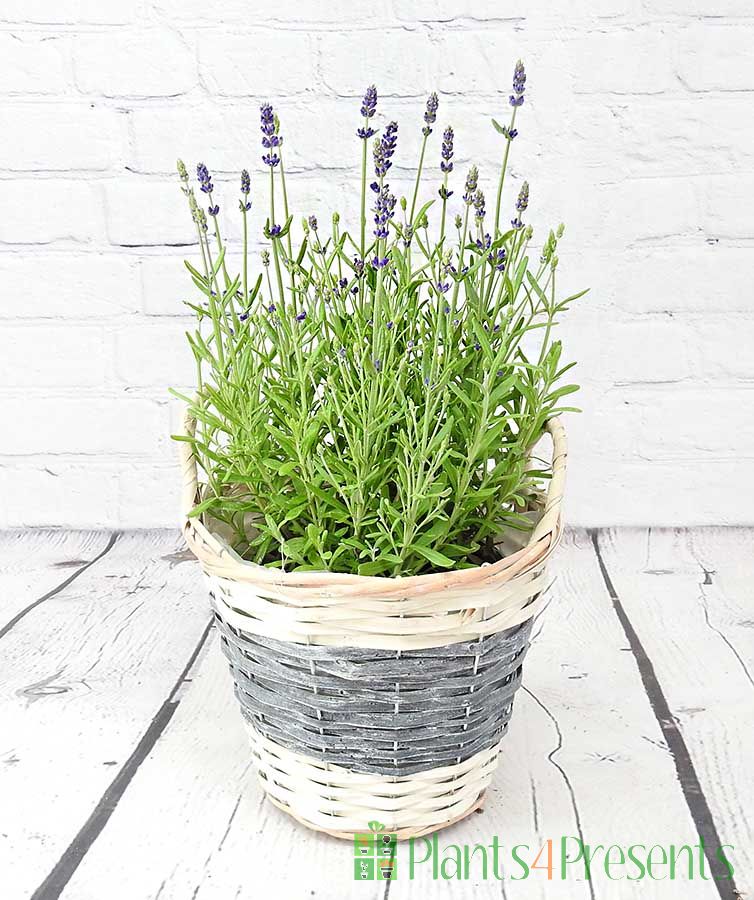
<box><xmin>597</xmin><ymin>527</ymin><xmax>753</xmax><ymax>898</ymax></box>
<box><xmin>48</xmin><ymin>531</ymin><xmax>721</xmax><ymax>899</ymax></box>
<box><xmin>0</xmin><ymin>531</ymin><xmax>208</xmax><ymax>899</ymax></box>
<box><xmin>0</xmin><ymin>530</ymin><xmax>112</xmax><ymax>635</ymax></box>
<box><xmin>1</xmin><ymin>529</ymin><xmax>750</xmax><ymax>899</ymax></box>
<box><xmin>59</xmin><ymin>640</ymin><xmax>383</xmax><ymax>900</ymax></box>
<box><xmin>388</xmin><ymin>530</ymin><xmax>720</xmax><ymax>900</ymax></box>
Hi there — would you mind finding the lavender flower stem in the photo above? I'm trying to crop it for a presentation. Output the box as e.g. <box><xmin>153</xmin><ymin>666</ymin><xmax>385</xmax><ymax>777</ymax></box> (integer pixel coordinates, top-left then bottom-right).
<box><xmin>360</xmin><ymin>122</ymin><xmax>368</xmax><ymax>258</ymax></box>
<box><xmin>269</xmin><ymin>166</ymin><xmax>286</xmax><ymax>308</ymax></box>
<box><xmin>278</xmin><ymin>147</ymin><xmax>294</xmax><ymax>267</ymax></box>
<box><xmin>439</xmin><ymin>169</ymin><xmax>449</xmax><ymax>243</ymax></box>
<box><xmin>208</xmin><ymin>197</ymin><xmax>230</xmax><ymax>289</ymax></box>
<box><xmin>242</xmin><ymin>206</ymin><xmax>248</xmax><ymax>303</ymax></box>
<box><xmin>493</xmin><ymin>106</ymin><xmax>518</xmax><ymax>234</ymax></box>
<box><xmin>409</xmin><ymin>133</ymin><xmax>428</xmax><ymax>225</ymax></box>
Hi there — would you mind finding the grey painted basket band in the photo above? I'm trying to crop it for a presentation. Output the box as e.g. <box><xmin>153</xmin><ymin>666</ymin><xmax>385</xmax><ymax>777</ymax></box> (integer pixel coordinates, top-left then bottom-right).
<box><xmin>213</xmin><ymin>607</ymin><xmax>533</xmax><ymax>776</ymax></box>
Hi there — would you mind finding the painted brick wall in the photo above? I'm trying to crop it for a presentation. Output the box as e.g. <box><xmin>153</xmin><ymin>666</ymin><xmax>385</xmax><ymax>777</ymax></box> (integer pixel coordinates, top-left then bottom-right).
<box><xmin>1</xmin><ymin>1</ymin><xmax>752</xmax><ymax>528</ymax></box>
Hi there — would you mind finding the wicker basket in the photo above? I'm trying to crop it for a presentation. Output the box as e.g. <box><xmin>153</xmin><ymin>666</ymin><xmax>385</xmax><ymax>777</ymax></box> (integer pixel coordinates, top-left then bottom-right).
<box><xmin>180</xmin><ymin>414</ymin><xmax>567</xmax><ymax>840</ymax></box>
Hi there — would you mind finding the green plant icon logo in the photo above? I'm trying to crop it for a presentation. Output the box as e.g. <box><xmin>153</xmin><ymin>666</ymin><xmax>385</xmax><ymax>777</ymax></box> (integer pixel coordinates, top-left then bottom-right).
<box><xmin>353</xmin><ymin>821</ymin><xmax>397</xmax><ymax>880</ymax></box>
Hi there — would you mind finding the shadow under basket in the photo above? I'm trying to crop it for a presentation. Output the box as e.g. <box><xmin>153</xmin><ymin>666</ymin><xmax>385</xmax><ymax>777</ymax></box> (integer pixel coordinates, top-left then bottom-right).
<box><xmin>180</xmin><ymin>415</ymin><xmax>567</xmax><ymax>840</ymax></box>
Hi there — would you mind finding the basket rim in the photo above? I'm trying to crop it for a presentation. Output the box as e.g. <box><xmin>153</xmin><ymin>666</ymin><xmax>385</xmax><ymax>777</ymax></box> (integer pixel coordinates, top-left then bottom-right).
<box><xmin>179</xmin><ymin>410</ymin><xmax>567</xmax><ymax>592</ymax></box>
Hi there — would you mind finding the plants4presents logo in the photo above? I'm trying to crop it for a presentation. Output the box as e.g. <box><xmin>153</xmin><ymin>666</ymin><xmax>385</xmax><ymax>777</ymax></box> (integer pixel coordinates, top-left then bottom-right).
<box><xmin>354</xmin><ymin>821</ymin><xmax>397</xmax><ymax>881</ymax></box>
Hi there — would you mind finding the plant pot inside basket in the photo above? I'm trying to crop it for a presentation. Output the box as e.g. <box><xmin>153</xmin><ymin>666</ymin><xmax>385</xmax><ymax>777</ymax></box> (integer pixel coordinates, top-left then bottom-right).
<box><xmin>180</xmin><ymin>414</ymin><xmax>566</xmax><ymax>839</ymax></box>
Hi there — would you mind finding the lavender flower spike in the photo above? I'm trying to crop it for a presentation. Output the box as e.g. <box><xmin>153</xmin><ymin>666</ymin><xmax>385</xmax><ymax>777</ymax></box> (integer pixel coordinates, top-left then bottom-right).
<box><xmin>260</xmin><ymin>103</ymin><xmax>282</xmax><ymax>167</ymax></box>
<box><xmin>516</xmin><ymin>180</ymin><xmax>529</xmax><ymax>212</ymax></box>
<box><xmin>361</xmin><ymin>85</ymin><xmax>377</xmax><ymax>119</ymax></box>
<box><xmin>373</xmin><ymin>121</ymin><xmax>398</xmax><ymax>178</ymax></box>
<box><xmin>510</xmin><ymin>59</ymin><xmax>526</xmax><ymax>107</ymax></box>
<box><xmin>358</xmin><ymin>84</ymin><xmax>378</xmax><ymax>139</ymax></box>
<box><xmin>196</xmin><ymin>163</ymin><xmax>213</xmax><ymax>194</ymax></box>
<box><xmin>463</xmin><ymin>165</ymin><xmax>478</xmax><ymax>204</ymax></box>
<box><xmin>239</xmin><ymin>169</ymin><xmax>251</xmax><ymax>211</ymax></box>
<box><xmin>422</xmin><ymin>92</ymin><xmax>439</xmax><ymax>136</ymax></box>
<box><xmin>440</xmin><ymin>126</ymin><xmax>454</xmax><ymax>173</ymax></box>
<box><xmin>474</xmin><ymin>188</ymin><xmax>486</xmax><ymax>220</ymax></box>
<box><xmin>373</xmin><ymin>185</ymin><xmax>397</xmax><ymax>239</ymax></box>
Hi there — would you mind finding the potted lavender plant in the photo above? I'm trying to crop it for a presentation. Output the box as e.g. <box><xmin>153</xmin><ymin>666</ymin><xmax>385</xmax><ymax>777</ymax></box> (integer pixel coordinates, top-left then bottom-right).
<box><xmin>174</xmin><ymin>61</ymin><xmax>583</xmax><ymax>839</ymax></box>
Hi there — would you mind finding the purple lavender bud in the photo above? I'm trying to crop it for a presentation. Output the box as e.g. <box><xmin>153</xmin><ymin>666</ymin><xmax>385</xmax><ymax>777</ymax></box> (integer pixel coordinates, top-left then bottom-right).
<box><xmin>361</xmin><ymin>85</ymin><xmax>377</xmax><ymax>119</ymax></box>
<box><xmin>503</xmin><ymin>126</ymin><xmax>518</xmax><ymax>140</ymax></box>
<box><xmin>474</xmin><ymin>189</ymin><xmax>486</xmax><ymax>220</ymax></box>
<box><xmin>474</xmin><ymin>342</ymin><xmax>481</xmax><ymax>351</ymax></box>
<box><xmin>308</xmin><ymin>215</ymin><xmax>318</xmax><ymax>231</ymax></box>
<box><xmin>295</xmin><ymin>310</ymin><xmax>307</xmax><ymax>322</ymax></box>
<box><xmin>260</xmin><ymin>103</ymin><xmax>282</xmax><ymax>166</ymax></box>
<box><xmin>487</xmin><ymin>244</ymin><xmax>507</xmax><ymax>271</ymax></box>
<box><xmin>497</xmin><ymin>369</ymin><xmax>504</xmax><ymax>377</ymax></box>
<box><xmin>373</xmin><ymin>185</ymin><xmax>396</xmax><ymax>239</ymax></box>
<box><xmin>338</xmin><ymin>277</ymin><xmax>348</xmax><ymax>291</ymax></box>
<box><xmin>240</xmin><ymin>200</ymin><xmax>252</xmax><ymax>212</ymax></box>
<box><xmin>509</xmin><ymin>59</ymin><xmax>526</xmax><ymax>107</ymax></box>
<box><xmin>438</xmin><ymin>184</ymin><xmax>453</xmax><ymax>200</ymax></box>
<box><xmin>353</xmin><ymin>256</ymin><xmax>365</xmax><ymax>276</ymax></box>
<box><xmin>338</xmin><ymin>346</ymin><xmax>347</xmax><ymax>358</ymax></box>
<box><xmin>239</xmin><ymin>311</ymin><xmax>249</xmax><ymax>322</ymax></box>
<box><xmin>463</xmin><ymin>166</ymin><xmax>479</xmax><ymax>205</ymax></box>
<box><xmin>267</xmin><ymin>303</ymin><xmax>277</xmax><ymax>313</ymax></box>
<box><xmin>422</xmin><ymin>92</ymin><xmax>439</xmax><ymax>136</ymax></box>
<box><xmin>196</xmin><ymin>163</ymin><xmax>213</xmax><ymax>194</ymax></box>
<box><xmin>437</xmin><ymin>281</ymin><xmax>450</xmax><ymax>293</ymax></box>
<box><xmin>208</xmin><ymin>204</ymin><xmax>219</xmax><ymax>216</ymax></box>
<box><xmin>444</xmin><ymin>304</ymin><xmax>451</xmax><ymax>313</ymax></box>
<box><xmin>374</xmin><ymin>358</ymin><xmax>382</xmax><ymax>372</ymax></box>
<box><xmin>386</xmin><ymin>320</ymin><xmax>394</xmax><ymax>330</ymax></box>
<box><xmin>440</xmin><ymin>125</ymin><xmax>454</xmax><ymax>173</ymax></box>
<box><xmin>260</xmin><ymin>103</ymin><xmax>276</xmax><ymax>137</ymax></box>
<box><xmin>493</xmin><ymin>324</ymin><xmax>501</xmax><ymax>332</ymax></box>
<box><xmin>358</xmin><ymin>85</ymin><xmax>378</xmax><ymax>139</ymax></box>
<box><xmin>407</xmin><ymin>340</ymin><xmax>415</xmax><ymax>350</ymax></box>
<box><xmin>403</xmin><ymin>225</ymin><xmax>414</xmax><ymax>247</ymax></box>
<box><xmin>270</xmin><ymin>224</ymin><xmax>282</xmax><ymax>237</ymax></box>
<box><xmin>373</xmin><ymin>121</ymin><xmax>398</xmax><ymax>178</ymax></box>
<box><xmin>241</xmin><ymin>169</ymin><xmax>250</xmax><ymax>195</ymax></box>
<box><xmin>516</xmin><ymin>180</ymin><xmax>529</xmax><ymax>212</ymax></box>
<box><xmin>371</xmin><ymin>256</ymin><xmax>389</xmax><ymax>269</ymax></box>
<box><xmin>511</xmin><ymin>216</ymin><xmax>523</xmax><ymax>229</ymax></box>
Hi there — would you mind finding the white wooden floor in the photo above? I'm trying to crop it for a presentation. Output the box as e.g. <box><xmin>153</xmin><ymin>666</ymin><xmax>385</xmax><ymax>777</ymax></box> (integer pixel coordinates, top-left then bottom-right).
<box><xmin>0</xmin><ymin>529</ymin><xmax>752</xmax><ymax>900</ymax></box>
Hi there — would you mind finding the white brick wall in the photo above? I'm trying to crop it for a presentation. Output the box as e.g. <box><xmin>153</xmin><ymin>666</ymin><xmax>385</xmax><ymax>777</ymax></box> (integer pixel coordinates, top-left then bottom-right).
<box><xmin>1</xmin><ymin>2</ymin><xmax>752</xmax><ymax>528</ymax></box>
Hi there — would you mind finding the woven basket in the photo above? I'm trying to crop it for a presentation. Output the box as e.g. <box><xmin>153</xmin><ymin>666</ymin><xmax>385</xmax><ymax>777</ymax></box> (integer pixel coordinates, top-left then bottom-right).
<box><xmin>180</xmin><ymin>414</ymin><xmax>567</xmax><ymax>840</ymax></box>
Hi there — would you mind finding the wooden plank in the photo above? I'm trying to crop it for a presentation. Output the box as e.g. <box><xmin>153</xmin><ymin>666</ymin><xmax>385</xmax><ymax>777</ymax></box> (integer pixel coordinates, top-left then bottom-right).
<box><xmin>0</xmin><ymin>530</ymin><xmax>113</xmax><ymax>635</ymax></box>
<box><xmin>56</xmin><ymin>531</ymin><xmax>720</xmax><ymax>899</ymax></box>
<box><xmin>387</xmin><ymin>529</ymin><xmax>719</xmax><ymax>899</ymax></box>
<box><xmin>0</xmin><ymin>531</ymin><xmax>209</xmax><ymax>900</ymax></box>
<box><xmin>59</xmin><ymin>638</ymin><xmax>383</xmax><ymax>900</ymax></box>
<box><xmin>597</xmin><ymin>527</ymin><xmax>753</xmax><ymax>897</ymax></box>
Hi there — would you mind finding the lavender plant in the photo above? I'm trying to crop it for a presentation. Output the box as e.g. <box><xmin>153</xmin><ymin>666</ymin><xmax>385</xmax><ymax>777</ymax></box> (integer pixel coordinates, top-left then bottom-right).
<box><xmin>173</xmin><ymin>62</ymin><xmax>586</xmax><ymax>576</ymax></box>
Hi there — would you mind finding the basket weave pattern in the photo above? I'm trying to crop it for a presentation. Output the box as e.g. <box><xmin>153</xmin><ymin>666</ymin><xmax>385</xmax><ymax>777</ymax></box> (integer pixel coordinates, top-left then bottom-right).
<box><xmin>215</xmin><ymin>612</ymin><xmax>533</xmax><ymax>776</ymax></box>
<box><xmin>181</xmin><ymin>415</ymin><xmax>567</xmax><ymax>838</ymax></box>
